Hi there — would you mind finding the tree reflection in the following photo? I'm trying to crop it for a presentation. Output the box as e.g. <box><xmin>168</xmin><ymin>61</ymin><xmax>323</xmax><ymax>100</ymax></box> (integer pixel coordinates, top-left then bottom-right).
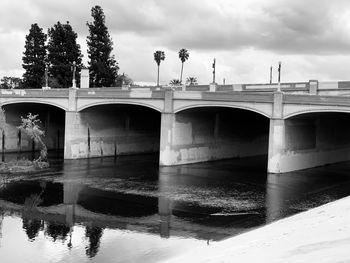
<box><xmin>0</xmin><ymin>208</ymin><xmax>4</xmax><ymax>244</ymax></box>
<box><xmin>22</xmin><ymin>218</ymin><xmax>43</xmax><ymax>241</ymax></box>
<box><xmin>85</xmin><ymin>225</ymin><xmax>103</xmax><ymax>258</ymax></box>
<box><xmin>45</xmin><ymin>222</ymin><xmax>71</xmax><ymax>242</ymax></box>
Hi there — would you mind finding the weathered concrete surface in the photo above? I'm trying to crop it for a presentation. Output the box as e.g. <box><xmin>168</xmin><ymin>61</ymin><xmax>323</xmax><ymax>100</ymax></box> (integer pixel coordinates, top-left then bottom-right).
<box><xmin>160</xmin><ymin>108</ymin><xmax>269</xmax><ymax>166</ymax></box>
<box><xmin>268</xmin><ymin>119</ymin><xmax>285</xmax><ymax>173</ymax></box>
<box><xmin>269</xmin><ymin>113</ymin><xmax>350</xmax><ymax>173</ymax></box>
<box><xmin>166</xmin><ymin>196</ymin><xmax>350</xmax><ymax>263</ymax></box>
<box><xmin>0</xmin><ymin>103</ymin><xmax>65</xmax><ymax>152</ymax></box>
<box><xmin>64</xmin><ymin>105</ymin><xmax>160</xmax><ymax>159</ymax></box>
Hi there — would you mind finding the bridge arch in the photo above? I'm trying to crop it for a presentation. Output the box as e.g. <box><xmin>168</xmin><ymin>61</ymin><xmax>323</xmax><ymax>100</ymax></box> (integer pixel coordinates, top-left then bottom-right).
<box><xmin>275</xmin><ymin>110</ymin><xmax>350</xmax><ymax>172</ymax></box>
<box><xmin>0</xmin><ymin>100</ymin><xmax>68</xmax><ymax>112</ymax></box>
<box><xmin>78</xmin><ymin>100</ymin><xmax>163</xmax><ymax>112</ymax></box>
<box><xmin>284</xmin><ymin>108</ymin><xmax>350</xmax><ymax>119</ymax></box>
<box><xmin>174</xmin><ymin>104</ymin><xmax>271</xmax><ymax>118</ymax></box>
<box><xmin>1</xmin><ymin>102</ymin><xmax>66</xmax><ymax>155</ymax></box>
<box><xmin>66</xmin><ymin>102</ymin><xmax>161</xmax><ymax>159</ymax></box>
<box><xmin>174</xmin><ymin>100</ymin><xmax>272</xmax><ymax>118</ymax></box>
<box><xmin>160</xmin><ymin>105</ymin><xmax>270</xmax><ymax>166</ymax></box>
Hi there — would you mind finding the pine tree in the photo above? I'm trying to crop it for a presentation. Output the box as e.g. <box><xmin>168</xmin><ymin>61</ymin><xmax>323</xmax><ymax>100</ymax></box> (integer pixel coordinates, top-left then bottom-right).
<box><xmin>47</xmin><ymin>21</ymin><xmax>83</xmax><ymax>88</ymax></box>
<box><xmin>22</xmin><ymin>23</ymin><xmax>47</xmax><ymax>89</ymax></box>
<box><xmin>87</xmin><ymin>5</ymin><xmax>119</xmax><ymax>87</ymax></box>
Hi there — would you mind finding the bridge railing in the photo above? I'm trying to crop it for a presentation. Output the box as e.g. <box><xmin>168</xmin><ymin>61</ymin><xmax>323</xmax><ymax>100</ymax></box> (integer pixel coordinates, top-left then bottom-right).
<box><xmin>77</xmin><ymin>87</ymin><xmax>166</xmax><ymax>99</ymax></box>
<box><xmin>2</xmin><ymin>80</ymin><xmax>350</xmax><ymax>98</ymax></box>
<box><xmin>0</xmin><ymin>88</ymin><xmax>69</xmax><ymax>97</ymax></box>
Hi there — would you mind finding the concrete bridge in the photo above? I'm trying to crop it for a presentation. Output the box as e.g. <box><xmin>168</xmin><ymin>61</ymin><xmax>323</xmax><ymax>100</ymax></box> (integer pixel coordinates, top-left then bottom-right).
<box><xmin>1</xmin><ymin>79</ymin><xmax>350</xmax><ymax>173</ymax></box>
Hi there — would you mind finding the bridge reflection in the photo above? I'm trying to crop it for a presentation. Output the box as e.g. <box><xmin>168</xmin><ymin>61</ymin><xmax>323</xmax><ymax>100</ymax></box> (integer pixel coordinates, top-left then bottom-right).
<box><xmin>1</xmin><ymin>155</ymin><xmax>350</xmax><ymax>259</ymax></box>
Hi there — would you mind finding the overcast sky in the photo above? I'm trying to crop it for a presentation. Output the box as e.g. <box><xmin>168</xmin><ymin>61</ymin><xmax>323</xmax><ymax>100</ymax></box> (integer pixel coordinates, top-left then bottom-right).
<box><xmin>1</xmin><ymin>0</ymin><xmax>350</xmax><ymax>85</ymax></box>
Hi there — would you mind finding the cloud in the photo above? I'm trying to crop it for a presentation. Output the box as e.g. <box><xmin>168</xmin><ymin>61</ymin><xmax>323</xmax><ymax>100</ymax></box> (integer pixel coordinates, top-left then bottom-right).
<box><xmin>1</xmin><ymin>0</ymin><xmax>350</xmax><ymax>84</ymax></box>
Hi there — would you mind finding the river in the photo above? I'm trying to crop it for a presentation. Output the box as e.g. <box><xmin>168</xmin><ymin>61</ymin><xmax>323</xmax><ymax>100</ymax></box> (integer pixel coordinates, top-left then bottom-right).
<box><xmin>1</xmin><ymin>152</ymin><xmax>350</xmax><ymax>262</ymax></box>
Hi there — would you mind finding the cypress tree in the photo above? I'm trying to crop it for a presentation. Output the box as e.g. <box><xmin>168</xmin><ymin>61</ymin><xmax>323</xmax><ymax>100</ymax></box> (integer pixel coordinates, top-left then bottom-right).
<box><xmin>47</xmin><ymin>21</ymin><xmax>83</xmax><ymax>88</ymax></box>
<box><xmin>22</xmin><ymin>23</ymin><xmax>47</xmax><ymax>89</ymax></box>
<box><xmin>87</xmin><ymin>5</ymin><xmax>119</xmax><ymax>87</ymax></box>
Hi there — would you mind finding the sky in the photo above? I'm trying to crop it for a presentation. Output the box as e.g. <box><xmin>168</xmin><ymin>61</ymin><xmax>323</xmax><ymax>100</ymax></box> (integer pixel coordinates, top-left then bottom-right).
<box><xmin>1</xmin><ymin>0</ymin><xmax>350</xmax><ymax>86</ymax></box>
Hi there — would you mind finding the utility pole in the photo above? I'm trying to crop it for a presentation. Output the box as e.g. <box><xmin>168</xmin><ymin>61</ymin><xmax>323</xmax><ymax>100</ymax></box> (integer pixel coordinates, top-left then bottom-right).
<box><xmin>277</xmin><ymin>61</ymin><xmax>281</xmax><ymax>92</ymax></box>
<box><xmin>212</xmin><ymin>58</ymin><xmax>216</xmax><ymax>84</ymax></box>
<box><xmin>270</xmin><ymin>66</ymin><xmax>272</xmax><ymax>84</ymax></box>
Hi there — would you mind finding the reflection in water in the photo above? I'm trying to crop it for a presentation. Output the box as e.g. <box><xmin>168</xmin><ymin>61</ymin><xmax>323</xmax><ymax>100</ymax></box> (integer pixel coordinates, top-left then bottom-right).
<box><xmin>158</xmin><ymin>196</ymin><xmax>171</xmax><ymax>238</ymax></box>
<box><xmin>85</xmin><ymin>226</ymin><xmax>103</xmax><ymax>258</ymax></box>
<box><xmin>0</xmin><ymin>208</ymin><xmax>3</xmax><ymax>246</ymax></box>
<box><xmin>0</xmin><ymin>153</ymin><xmax>350</xmax><ymax>262</ymax></box>
<box><xmin>22</xmin><ymin>218</ymin><xmax>43</xmax><ymax>241</ymax></box>
<box><xmin>45</xmin><ymin>222</ymin><xmax>71</xmax><ymax>242</ymax></box>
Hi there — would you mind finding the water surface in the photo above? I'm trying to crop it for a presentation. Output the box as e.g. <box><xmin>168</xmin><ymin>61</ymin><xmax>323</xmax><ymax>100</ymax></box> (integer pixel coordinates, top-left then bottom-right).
<box><xmin>1</xmin><ymin>153</ymin><xmax>350</xmax><ymax>262</ymax></box>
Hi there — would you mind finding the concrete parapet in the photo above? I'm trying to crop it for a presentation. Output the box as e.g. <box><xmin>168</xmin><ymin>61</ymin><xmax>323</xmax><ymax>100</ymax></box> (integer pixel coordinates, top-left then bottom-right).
<box><xmin>309</xmin><ymin>80</ymin><xmax>318</xmax><ymax>95</ymax></box>
<box><xmin>232</xmin><ymin>84</ymin><xmax>243</xmax><ymax>91</ymax></box>
<box><xmin>80</xmin><ymin>68</ymin><xmax>89</xmax><ymax>89</ymax></box>
<box><xmin>209</xmin><ymin>83</ymin><xmax>217</xmax><ymax>92</ymax></box>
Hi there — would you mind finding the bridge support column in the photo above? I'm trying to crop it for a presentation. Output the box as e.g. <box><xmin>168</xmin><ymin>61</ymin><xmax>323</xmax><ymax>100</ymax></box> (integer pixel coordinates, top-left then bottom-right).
<box><xmin>159</xmin><ymin>89</ymin><xmax>176</xmax><ymax>165</ymax></box>
<box><xmin>267</xmin><ymin>118</ymin><xmax>286</xmax><ymax>173</ymax></box>
<box><xmin>159</xmin><ymin>113</ymin><xmax>176</xmax><ymax>165</ymax></box>
<box><xmin>64</xmin><ymin>88</ymin><xmax>89</xmax><ymax>159</ymax></box>
<box><xmin>267</xmin><ymin>92</ymin><xmax>285</xmax><ymax>173</ymax></box>
<box><xmin>64</xmin><ymin>111</ymin><xmax>88</xmax><ymax>159</ymax></box>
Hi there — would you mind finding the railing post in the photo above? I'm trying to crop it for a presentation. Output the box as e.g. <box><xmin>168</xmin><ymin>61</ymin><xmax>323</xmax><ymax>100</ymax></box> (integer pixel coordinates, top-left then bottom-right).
<box><xmin>309</xmin><ymin>80</ymin><xmax>318</xmax><ymax>95</ymax></box>
<box><xmin>80</xmin><ymin>68</ymin><xmax>89</xmax><ymax>89</ymax></box>
<box><xmin>233</xmin><ymin>84</ymin><xmax>243</xmax><ymax>91</ymax></box>
<box><xmin>209</xmin><ymin>83</ymin><xmax>217</xmax><ymax>92</ymax></box>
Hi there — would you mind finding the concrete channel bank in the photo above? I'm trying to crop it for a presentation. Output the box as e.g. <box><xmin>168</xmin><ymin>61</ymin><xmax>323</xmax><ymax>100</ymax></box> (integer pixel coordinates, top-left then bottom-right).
<box><xmin>166</xmin><ymin>196</ymin><xmax>350</xmax><ymax>263</ymax></box>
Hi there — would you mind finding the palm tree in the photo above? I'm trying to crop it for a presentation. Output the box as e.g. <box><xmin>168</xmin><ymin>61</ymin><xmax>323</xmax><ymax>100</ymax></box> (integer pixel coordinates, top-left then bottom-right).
<box><xmin>178</xmin><ymin>48</ymin><xmax>189</xmax><ymax>84</ymax></box>
<box><xmin>154</xmin><ymin>51</ymin><xmax>165</xmax><ymax>86</ymax></box>
<box><xmin>169</xmin><ymin>79</ymin><xmax>181</xmax><ymax>86</ymax></box>
<box><xmin>186</xmin><ymin>77</ymin><xmax>198</xmax><ymax>86</ymax></box>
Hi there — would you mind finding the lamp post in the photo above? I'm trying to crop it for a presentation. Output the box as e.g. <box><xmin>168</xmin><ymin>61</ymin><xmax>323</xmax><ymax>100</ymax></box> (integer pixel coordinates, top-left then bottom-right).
<box><xmin>270</xmin><ymin>66</ymin><xmax>272</xmax><ymax>84</ymax></box>
<box><xmin>212</xmin><ymin>58</ymin><xmax>216</xmax><ymax>84</ymax></box>
<box><xmin>44</xmin><ymin>64</ymin><xmax>49</xmax><ymax>88</ymax></box>
<box><xmin>277</xmin><ymin>61</ymin><xmax>281</xmax><ymax>92</ymax></box>
<box><xmin>71</xmin><ymin>61</ymin><xmax>77</xmax><ymax>88</ymax></box>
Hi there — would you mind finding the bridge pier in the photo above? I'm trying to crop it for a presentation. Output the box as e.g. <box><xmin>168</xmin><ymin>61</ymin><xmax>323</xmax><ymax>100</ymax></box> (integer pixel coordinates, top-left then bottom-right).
<box><xmin>267</xmin><ymin>119</ymin><xmax>286</xmax><ymax>173</ymax></box>
<box><xmin>64</xmin><ymin>111</ymin><xmax>89</xmax><ymax>159</ymax></box>
<box><xmin>159</xmin><ymin>113</ymin><xmax>177</xmax><ymax>165</ymax></box>
<box><xmin>268</xmin><ymin>92</ymin><xmax>286</xmax><ymax>173</ymax></box>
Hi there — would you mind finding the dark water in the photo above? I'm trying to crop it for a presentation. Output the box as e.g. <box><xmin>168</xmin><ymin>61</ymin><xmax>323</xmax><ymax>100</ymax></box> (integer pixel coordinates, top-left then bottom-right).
<box><xmin>1</xmin><ymin>152</ymin><xmax>350</xmax><ymax>262</ymax></box>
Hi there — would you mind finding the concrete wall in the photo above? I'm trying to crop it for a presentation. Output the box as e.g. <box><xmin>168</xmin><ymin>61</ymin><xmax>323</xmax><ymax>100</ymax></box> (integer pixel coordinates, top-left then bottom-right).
<box><xmin>269</xmin><ymin>113</ymin><xmax>350</xmax><ymax>173</ymax></box>
<box><xmin>0</xmin><ymin>103</ymin><xmax>65</xmax><ymax>153</ymax></box>
<box><xmin>64</xmin><ymin>105</ymin><xmax>160</xmax><ymax>159</ymax></box>
<box><xmin>160</xmin><ymin>107</ymin><xmax>269</xmax><ymax>165</ymax></box>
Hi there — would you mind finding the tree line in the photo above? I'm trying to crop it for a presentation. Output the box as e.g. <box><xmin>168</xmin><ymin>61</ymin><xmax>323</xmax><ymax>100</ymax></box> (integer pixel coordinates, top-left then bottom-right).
<box><xmin>20</xmin><ymin>5</ymin><xmax>121</xmax><ymax>89</ymax></box>
<box><xmin>1</xmin><ymin>5</ymin><xmax>199</xmax><ymax>89</ymax></box>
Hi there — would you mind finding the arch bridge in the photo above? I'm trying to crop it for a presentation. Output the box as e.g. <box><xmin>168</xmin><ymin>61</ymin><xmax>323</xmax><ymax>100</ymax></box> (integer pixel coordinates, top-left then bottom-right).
<box><xmin>1</xmin><ymin>79</ymin><xmax>350</xmax><ymax>173</ymax></box>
